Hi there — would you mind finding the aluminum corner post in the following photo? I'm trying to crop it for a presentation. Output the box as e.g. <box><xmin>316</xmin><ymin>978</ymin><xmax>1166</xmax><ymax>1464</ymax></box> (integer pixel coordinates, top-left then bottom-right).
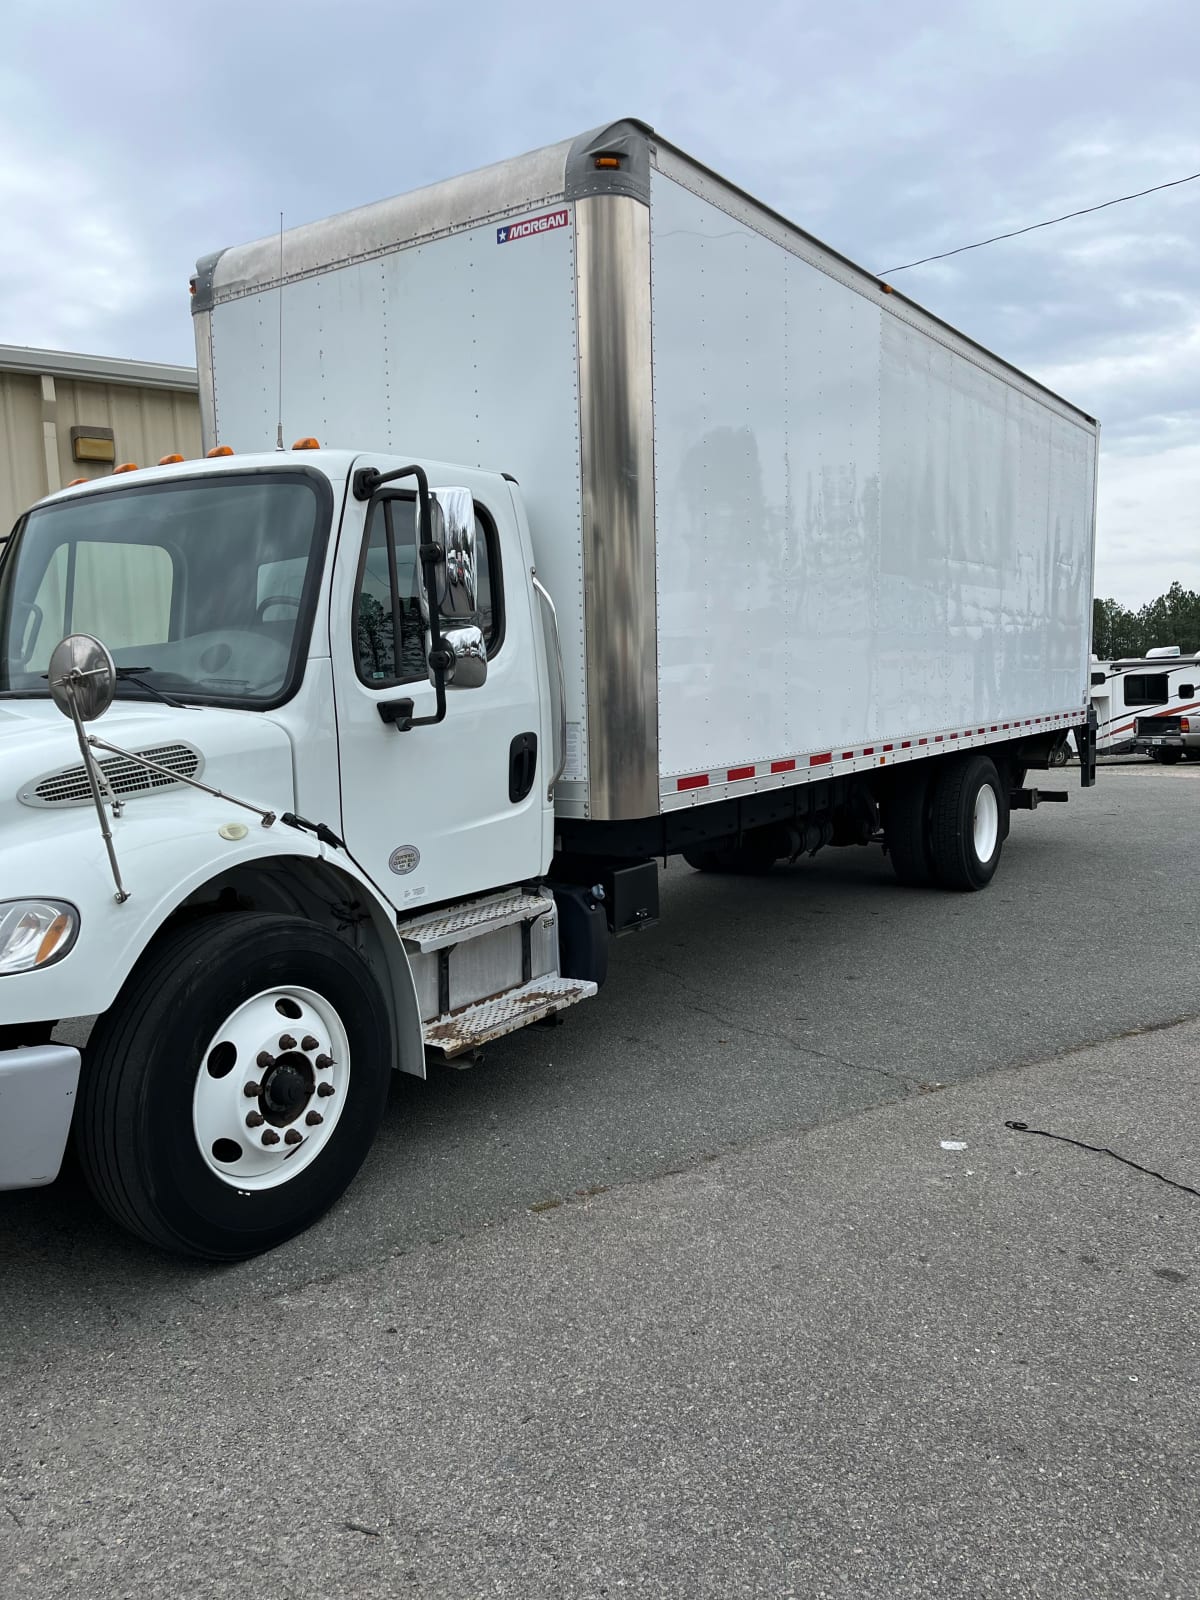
<box><xmin>575</xmin><ymin>194</ymin><xmax>658</xmax><ymax>820</ymax></box>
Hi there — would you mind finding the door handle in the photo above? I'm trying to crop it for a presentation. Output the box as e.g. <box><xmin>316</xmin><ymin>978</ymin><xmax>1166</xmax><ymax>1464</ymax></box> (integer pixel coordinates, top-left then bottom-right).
<box><xmin>509</xmin><ymin>732</ymin><xmax>538</xmax><ymax>803</ymax></box>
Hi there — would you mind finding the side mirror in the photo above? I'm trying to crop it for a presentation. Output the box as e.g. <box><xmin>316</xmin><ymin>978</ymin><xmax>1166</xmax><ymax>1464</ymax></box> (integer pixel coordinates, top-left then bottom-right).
<box><xmin>416</xmin><ymin>487</ymin><xmax>479</xmax><ymax>621</ymax></box>
<box><xmin>440</xmin><ymin>624</ymin><xmax>488</xmax><ymax>690</ymax></box>
<box><xmin>47</xmin><ymin>633</ymin><xmax>117</xmax><ymax>722</ymax></box>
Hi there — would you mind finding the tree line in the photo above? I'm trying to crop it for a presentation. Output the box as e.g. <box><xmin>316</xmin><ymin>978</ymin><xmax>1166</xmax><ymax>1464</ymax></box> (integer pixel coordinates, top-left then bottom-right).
<box><xmin>1092</xmin><ymin>582</ymin><xmax>1200</xmax><ymax>659</ymax></box>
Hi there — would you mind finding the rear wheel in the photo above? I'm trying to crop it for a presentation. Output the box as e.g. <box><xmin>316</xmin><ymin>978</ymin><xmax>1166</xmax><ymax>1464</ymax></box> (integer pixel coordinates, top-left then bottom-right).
<box><xmin>884</xmin><ymin>771</ymin><xmax>935</xmax><ymax>887</ymax></box>
<box><xmin>683</xmin><ymin>835</ymin><xmax>779</xmax><ymax>874</ymax></box>
<box><xmin>927</xmin><ymin>754</ymin><xmax>1006</xmax><ymax>891</ymax></box>
<box><xmin>76</xmin><ymin>912</ymin><xmax>392</xmax><ymax>1260</ymax></box>
<box><xmin>1160</xmin><ymin>747</ymin><xmax>1183</xmax><ymax>765</ymax></box>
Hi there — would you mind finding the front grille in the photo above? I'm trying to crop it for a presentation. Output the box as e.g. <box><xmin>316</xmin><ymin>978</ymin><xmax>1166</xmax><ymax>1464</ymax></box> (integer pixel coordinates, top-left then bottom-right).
<box><xmin>21</xmin><ymin>743</ymin><xmax>202</xmax><ymax>808</ymax></box>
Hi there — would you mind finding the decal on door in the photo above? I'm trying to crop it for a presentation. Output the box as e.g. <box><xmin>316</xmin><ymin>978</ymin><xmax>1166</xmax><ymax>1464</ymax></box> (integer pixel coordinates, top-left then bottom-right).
<box><xmin>388</xmin><ymin>845</ymin><xmax>421</xmax><ymax>875</ymax></box>
<box><xmin>496</xmin><ymin>208</ymin><xmax>570</xmax><ymax>244</ymax></box>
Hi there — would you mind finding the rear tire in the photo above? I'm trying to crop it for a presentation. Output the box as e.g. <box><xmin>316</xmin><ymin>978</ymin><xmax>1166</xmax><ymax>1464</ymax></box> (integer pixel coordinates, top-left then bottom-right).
<box><xmin>884</xmin><ymin>772</ymin><xmax>935</xmax><ymax>887</ymax></box>
<box><xmin>76</xmin><ymin>912</ymin><xmax>392</xmax><ymax>1260</ymax></box>
<box><xmin>927</xmin><ymin>754</ymin><xmax>1006</xmax><ymax>891</ymax></box>
<box><xmin>1160</xmin><ymin>747</ymin><xmax>1183</xmax><ymax>765</ymax></box>
<box><xmin>683</xmin><ymin>838</ymin><xmax>779</xmax><ymax>875</ymax></box>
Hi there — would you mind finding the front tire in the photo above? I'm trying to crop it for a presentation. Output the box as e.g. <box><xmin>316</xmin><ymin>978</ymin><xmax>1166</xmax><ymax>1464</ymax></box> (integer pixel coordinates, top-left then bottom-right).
<box><xmin>927</xmin><ymin>754</ymin><xmax>1007</xmax><ymax>891</ymax></box>
<box><xmin>76</xmin><ymin>913</ymin><xmax>391</xmax><ymax>1260</ymax></box>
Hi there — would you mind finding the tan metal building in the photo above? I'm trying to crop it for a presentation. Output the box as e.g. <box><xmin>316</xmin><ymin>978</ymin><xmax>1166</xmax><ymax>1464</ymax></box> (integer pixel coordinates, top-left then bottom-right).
<box><xmin>1</xmin><ymin>345</ymin><xmax>200</xmax><ymax>538</ymax></box>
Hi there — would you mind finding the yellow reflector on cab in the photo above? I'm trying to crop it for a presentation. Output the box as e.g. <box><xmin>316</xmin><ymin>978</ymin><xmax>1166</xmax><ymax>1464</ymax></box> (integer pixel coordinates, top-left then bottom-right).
<box><xmin>158</xmin><ymin>453</ymin><xmax>185</xmax><ymax>465</ymax></box>
<box><xmin>67</xmin><ymin>477</ymin><xmax>87</xmax><ymax>486</ymax></box>
<box><xmin>292</xmin><ymin>436</ymin><xmax>321</xmax><ymax>450</ymax></box>
<box><xmin>206</xmin><ymin>445</ymin><xmax>235</xmax><ymax>458</ymax></box>
<box><xmin>113</xmin><ymin>462</ymin><xmax>139</xmax><ymax>474</ymax></box>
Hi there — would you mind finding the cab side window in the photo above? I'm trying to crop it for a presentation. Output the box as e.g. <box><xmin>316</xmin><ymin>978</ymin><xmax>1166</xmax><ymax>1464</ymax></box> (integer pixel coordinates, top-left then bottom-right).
<box><xmin>353</xmin><ymin>495</ymin><xmax>502</xmax><ymax>688</ymax></box>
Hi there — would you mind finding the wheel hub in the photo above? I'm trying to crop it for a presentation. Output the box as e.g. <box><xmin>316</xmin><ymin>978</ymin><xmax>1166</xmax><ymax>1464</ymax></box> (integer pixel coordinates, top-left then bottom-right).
<box><xmin>259</xmin><ymin>1055</ymin><xmax>315</xmax><ymax>1125</ymax></box>
<box><xmin>192</xmin><ymin>987</ymin><xmax>351</xmax><ymax>1192</ymax></box>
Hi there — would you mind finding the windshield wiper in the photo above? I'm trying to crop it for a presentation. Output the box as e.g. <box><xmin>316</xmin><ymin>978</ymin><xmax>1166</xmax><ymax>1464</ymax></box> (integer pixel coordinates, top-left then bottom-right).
<box><xmin>113</xmin><ymin>668</ymin><xmax>187</xmax><ymax>709</ymax></box>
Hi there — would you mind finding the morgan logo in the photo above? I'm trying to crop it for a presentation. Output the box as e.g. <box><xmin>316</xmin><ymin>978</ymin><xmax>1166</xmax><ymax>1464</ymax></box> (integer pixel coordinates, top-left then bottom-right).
<box><xmin>496</xmin><ymin>208</ymin><xmax>570</xmax><ymax>244</ymax></box>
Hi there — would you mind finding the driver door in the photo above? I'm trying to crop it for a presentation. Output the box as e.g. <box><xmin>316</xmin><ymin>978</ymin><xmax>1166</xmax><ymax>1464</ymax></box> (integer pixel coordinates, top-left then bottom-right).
<box><xmin>330</xmin><ymin>468</ymin><xmax>547</xmax><ymax>913</ymax></box>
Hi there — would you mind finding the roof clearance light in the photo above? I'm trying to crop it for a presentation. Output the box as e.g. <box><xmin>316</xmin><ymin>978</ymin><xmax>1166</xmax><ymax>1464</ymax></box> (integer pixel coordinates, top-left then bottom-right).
<box><xmin>158</xmin><ymin>453</ymin><xmax>185</xmax><ymax>465</ymax></box>
<box><xmin>113</xmin><ymin>463</ymin><xmax>139</xmax><ymax>474</ymax></box>
<box><xmin>67</xmin><ymin>477</ymin><xmax>87</xmax><ymax>487</ymax></box>
<box><xmin>292</xmin><ymin>436</ymin><xmax>321</xmax><ymax>450</ymax></box>
<box><xmin>206</xmin><ymin>445</ymin><xmax>235</xmax><ymax>458</ymax></box>
<box><xmin>594</xmin><ymin>155</ymin><xmax>621</xmax><ymax>169</ymax></box>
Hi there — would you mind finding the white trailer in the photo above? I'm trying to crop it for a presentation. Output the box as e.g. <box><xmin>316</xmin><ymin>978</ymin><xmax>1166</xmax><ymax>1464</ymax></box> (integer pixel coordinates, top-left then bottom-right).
<box><xmin>0</xmin><ymin>120</ymin><xmax>1098</xmax><ymax>1258</ymax></box>
<box><xmin>1089</xmin><ymin>649</ymin><xmax>1200</xmax><ymax>760</ymax></box>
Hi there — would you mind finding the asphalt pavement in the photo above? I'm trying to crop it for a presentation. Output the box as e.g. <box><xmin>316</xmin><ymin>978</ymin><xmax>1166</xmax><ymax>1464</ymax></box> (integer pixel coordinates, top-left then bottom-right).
<box><xmin>1</xmin><ymin>760</ymin><xmax>1198</xmax><ymax>1596</ymax></box>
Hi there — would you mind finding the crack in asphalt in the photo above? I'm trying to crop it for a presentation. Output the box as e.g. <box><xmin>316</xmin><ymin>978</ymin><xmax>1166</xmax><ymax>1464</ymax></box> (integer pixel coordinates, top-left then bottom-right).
<box><xmin>640</xmin><ymin>957</ymin><xmax>924</xmax><ymax>1092</ymax></box>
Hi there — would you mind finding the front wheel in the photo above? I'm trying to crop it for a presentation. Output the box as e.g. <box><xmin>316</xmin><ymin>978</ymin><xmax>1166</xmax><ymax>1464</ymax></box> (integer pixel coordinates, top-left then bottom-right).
<box><xmin>76</xmin><ymin>913</ymin><xmax>392</xmax><ymax>1260</ymax></box>
<box><xmin>927</xmin><ymin>754</ymin><xmax>1007</xmax><ymax>891</ymax></box>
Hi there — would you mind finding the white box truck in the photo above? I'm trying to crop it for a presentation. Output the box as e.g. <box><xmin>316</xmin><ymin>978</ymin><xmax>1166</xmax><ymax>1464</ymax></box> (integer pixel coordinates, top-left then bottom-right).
<box><xmin>0</xmin><ymin>120</ymin><xmax>1098</xmax><ymax>1258</ymax></box>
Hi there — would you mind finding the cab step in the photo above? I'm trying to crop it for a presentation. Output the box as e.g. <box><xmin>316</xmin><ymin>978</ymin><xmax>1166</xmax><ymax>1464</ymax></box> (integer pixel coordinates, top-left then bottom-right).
<box><xmin>397</xmin><ymin>889</ymin><xmax>554</xmax><ymax>953</ymax></box>
<box><xmin>424</xmin><ymin>975</ymin><xmax>597</xmax><ymax>1059</ymax></box>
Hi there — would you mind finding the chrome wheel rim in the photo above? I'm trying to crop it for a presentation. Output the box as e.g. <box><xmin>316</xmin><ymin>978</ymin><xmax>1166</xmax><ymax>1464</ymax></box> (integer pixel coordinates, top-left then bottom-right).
<box><xmin>192</xmin><ymin>986</ymin><xmax>350</xmax><ymax>1191</ymax></box>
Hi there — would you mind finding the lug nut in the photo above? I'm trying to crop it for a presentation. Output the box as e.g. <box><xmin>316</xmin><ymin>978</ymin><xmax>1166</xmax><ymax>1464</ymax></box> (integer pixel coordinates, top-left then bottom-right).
<box><xmin>305</xmin><ymin>1111</ymin><xmax>324</xmax><ymax>1127</ymax></box>
<box><xmin>317</xmin><ymin>1082</ymin><xmax>335</xmax><ymax>1098</ymax></box>
<box><xmin>261</xmin><ymin>1129</ymin><xmax>280</xmax><ymax>1146</ymax></box>
<box><xmin>278</xmin><ymin>1034</ymin><xmax>297</xmax><ymax>1050</ymax></box>
<box><xmin>301</xmin><ymin>1035</ymin><xmax>319</xmax><ymax>1052</ymax></box>
<box><xmin>284</xmin><ymin>1129</ymin><xmax>302</xmax><ymax>1146</ymax></box>
<box><xmin>245</xmin><ymin>1111</ymin><xmax>265</xmax><ymax>1128</ymax></box>
<box><xmin>243</xmin><ymin>1080</ymin><xmax>262</xmax><ymax>1097</ymax></box>
<box><xmin>315</xmin><ymin>1054</ymin><xmax>332</xmax><ymax>1070</ymax></box>
<box><xmin>256</xmin><ymin>1052</ymin><xmax>275</xmax><ymax>1070</ymax></box>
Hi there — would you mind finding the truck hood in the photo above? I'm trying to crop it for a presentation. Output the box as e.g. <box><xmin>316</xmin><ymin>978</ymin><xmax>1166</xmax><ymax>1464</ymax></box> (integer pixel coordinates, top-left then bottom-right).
<box><xmin>0</xmin><ymin>699</ymin><xmax>295</xmax><ymax>843</ymax></box>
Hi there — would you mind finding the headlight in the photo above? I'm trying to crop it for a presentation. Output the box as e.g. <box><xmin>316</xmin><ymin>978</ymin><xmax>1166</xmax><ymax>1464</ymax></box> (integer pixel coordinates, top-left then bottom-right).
<box><xmin>0</xmin><ymin>900</ymin><xmax>79</xmax><ymax>975</ymax></box>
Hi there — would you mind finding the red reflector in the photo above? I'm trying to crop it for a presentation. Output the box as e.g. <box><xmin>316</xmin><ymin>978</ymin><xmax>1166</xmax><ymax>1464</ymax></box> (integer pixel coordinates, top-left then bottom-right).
<box><xmin>842</xmin><ymin>752</ymin><xmax>853</xmax><ymax>760</ymax></box>
<box><xmin>677</xmin><ymin>774</ymin><xmax>708</xmax><ymax>791</ymax></box>
<box><xmin>901</xmin><ymin>741</ymin><xmax>911</xmax><ymax>749</ymax></box>
<box><xmin>863</xmin><ymin>747</ymin><xmax>874</xmax><ymax>756</ymax></box>
<box><xmin>770</xmin><ymin>759</ymin><xmax>796</xmax><ymax>774</ymax></box>
<box><xmin>727</xmin><ymin>765</ymin><xmax>755</xmax><ymax>782</ymax></box>
<box><xmin>810</xmin><ymin>752</ymin><xmax>832</xmax><ymax>767</ymax></box>
<box><xmin>883</xmin><ymin>744</ymin><xmax>894</xmax><ymax>752</ymax></box>
<box><xmin>918</xmin><ymin>738</ymin><xmax>928</xmax><ymax>746</ymax></box>
<box><xmin>935</xmin><ymin>736</ymin><xmax>944</xmax><ymax>743</ymax></box>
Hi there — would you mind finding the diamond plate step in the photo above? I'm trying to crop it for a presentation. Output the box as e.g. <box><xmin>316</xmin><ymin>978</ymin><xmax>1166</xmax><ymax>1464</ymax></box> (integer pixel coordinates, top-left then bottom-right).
<box><xmin>397</xmin><ymin>890</ymin><xmax>554</xmax><ymax>953</ymax></box>
<box><xmin>424</xmin><ymin>976</ymin><xmax>598</xmax><ymax>1059</ymax></box>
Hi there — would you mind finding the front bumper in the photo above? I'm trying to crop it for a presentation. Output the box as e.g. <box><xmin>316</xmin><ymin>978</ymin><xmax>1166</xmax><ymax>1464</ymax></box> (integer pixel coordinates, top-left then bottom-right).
<box><xmin>0</xmin><ymin>1044</ymin><xmax>80</xmax><ymax>1188</ymax></box>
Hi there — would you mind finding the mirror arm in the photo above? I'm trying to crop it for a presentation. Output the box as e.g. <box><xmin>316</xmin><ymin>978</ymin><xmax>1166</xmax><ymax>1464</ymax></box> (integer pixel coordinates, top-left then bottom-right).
<box><xmin>353</xmin><ymin>463</ymin><xmax>449</xmax><ymax>730</ymax></box>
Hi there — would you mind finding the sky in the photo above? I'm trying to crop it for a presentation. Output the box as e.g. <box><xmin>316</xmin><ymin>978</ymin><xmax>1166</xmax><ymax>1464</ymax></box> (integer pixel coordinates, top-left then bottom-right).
<box><xmin>1</xmin><ymin>0</ymin><xmax>1196</xmax><ymax>607</ymax></box>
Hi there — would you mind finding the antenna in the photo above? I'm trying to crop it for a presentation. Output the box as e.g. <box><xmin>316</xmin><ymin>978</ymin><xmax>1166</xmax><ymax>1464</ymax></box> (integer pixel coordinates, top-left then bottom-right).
<box><xmin>275</xmin><ymin>211</ymin><xmax>284</xmax><ymax>451</ymax></box>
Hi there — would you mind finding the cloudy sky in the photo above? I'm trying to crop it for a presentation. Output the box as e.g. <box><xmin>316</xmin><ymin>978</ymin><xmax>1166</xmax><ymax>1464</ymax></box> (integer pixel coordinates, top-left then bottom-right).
<box><xmin>2</xmin><ymin>0</ymin><xmax>1195</xmax><ymax>605</ymax></box>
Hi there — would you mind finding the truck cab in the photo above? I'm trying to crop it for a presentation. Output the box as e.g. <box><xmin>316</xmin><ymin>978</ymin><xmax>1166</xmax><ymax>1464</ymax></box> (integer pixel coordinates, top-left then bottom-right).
<box><xmin>0</xmin><ymin>447</ymin><xmax>595</xmax><ymax>1258</ymax></box>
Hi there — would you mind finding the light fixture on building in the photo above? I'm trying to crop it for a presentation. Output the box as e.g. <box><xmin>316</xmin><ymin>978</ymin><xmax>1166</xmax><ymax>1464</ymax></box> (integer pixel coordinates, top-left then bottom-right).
<box><xmin>69</xmin><ymin>425</ymin><xmax>116</xmax><ymax>465</ymax></box>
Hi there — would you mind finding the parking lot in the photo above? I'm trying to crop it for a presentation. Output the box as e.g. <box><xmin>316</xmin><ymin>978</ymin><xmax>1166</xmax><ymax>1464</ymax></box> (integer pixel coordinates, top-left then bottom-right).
<box><xmin>2</xmin><ymin>759</ymin><xmax>1198</xmax><ymax>1597</ymax></box>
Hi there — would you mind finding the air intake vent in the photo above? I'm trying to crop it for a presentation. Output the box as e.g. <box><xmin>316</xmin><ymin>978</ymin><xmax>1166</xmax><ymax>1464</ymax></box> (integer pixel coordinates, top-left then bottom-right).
<box><xmin>20</xmin><ymin>744</ymin><xmax>203</xmax><ymax>808</ymax></box>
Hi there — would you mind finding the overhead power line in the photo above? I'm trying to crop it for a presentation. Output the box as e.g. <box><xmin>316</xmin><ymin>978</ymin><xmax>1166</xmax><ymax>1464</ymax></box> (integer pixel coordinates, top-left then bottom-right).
<box><xmin>879</xmin><ymin>169</ymin><xmax>1200</xmax><ymax>276</ymax></box>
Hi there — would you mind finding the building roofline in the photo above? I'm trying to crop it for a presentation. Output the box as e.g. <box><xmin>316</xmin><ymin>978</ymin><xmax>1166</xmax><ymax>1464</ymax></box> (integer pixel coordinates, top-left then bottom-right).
<box><xmin>0</xmin><ymin>344</ymin><xmax>198</xmax><ymax>392</ymax></box>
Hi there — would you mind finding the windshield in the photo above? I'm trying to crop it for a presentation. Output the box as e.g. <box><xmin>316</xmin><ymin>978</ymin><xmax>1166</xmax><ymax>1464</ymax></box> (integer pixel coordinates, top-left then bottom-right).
<box><xmin>0</xmin><ymin>470</ymin><xmax>330</xmax><ymax>708</ymax></box>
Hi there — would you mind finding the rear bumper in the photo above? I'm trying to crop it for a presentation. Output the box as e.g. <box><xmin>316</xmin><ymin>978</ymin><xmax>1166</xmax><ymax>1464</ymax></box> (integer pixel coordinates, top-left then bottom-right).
<box><xmin>0</xmin><ymin>1044</ymin><xmax>81</xmax><ymax>1188</ymax></box>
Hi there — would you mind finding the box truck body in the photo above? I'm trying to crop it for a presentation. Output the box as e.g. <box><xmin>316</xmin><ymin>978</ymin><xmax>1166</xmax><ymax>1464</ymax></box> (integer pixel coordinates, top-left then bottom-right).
<box><xmin>192</xmin><ymin>119</ymin><xmax>1098</xmax><ymax>825</ymax></box>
